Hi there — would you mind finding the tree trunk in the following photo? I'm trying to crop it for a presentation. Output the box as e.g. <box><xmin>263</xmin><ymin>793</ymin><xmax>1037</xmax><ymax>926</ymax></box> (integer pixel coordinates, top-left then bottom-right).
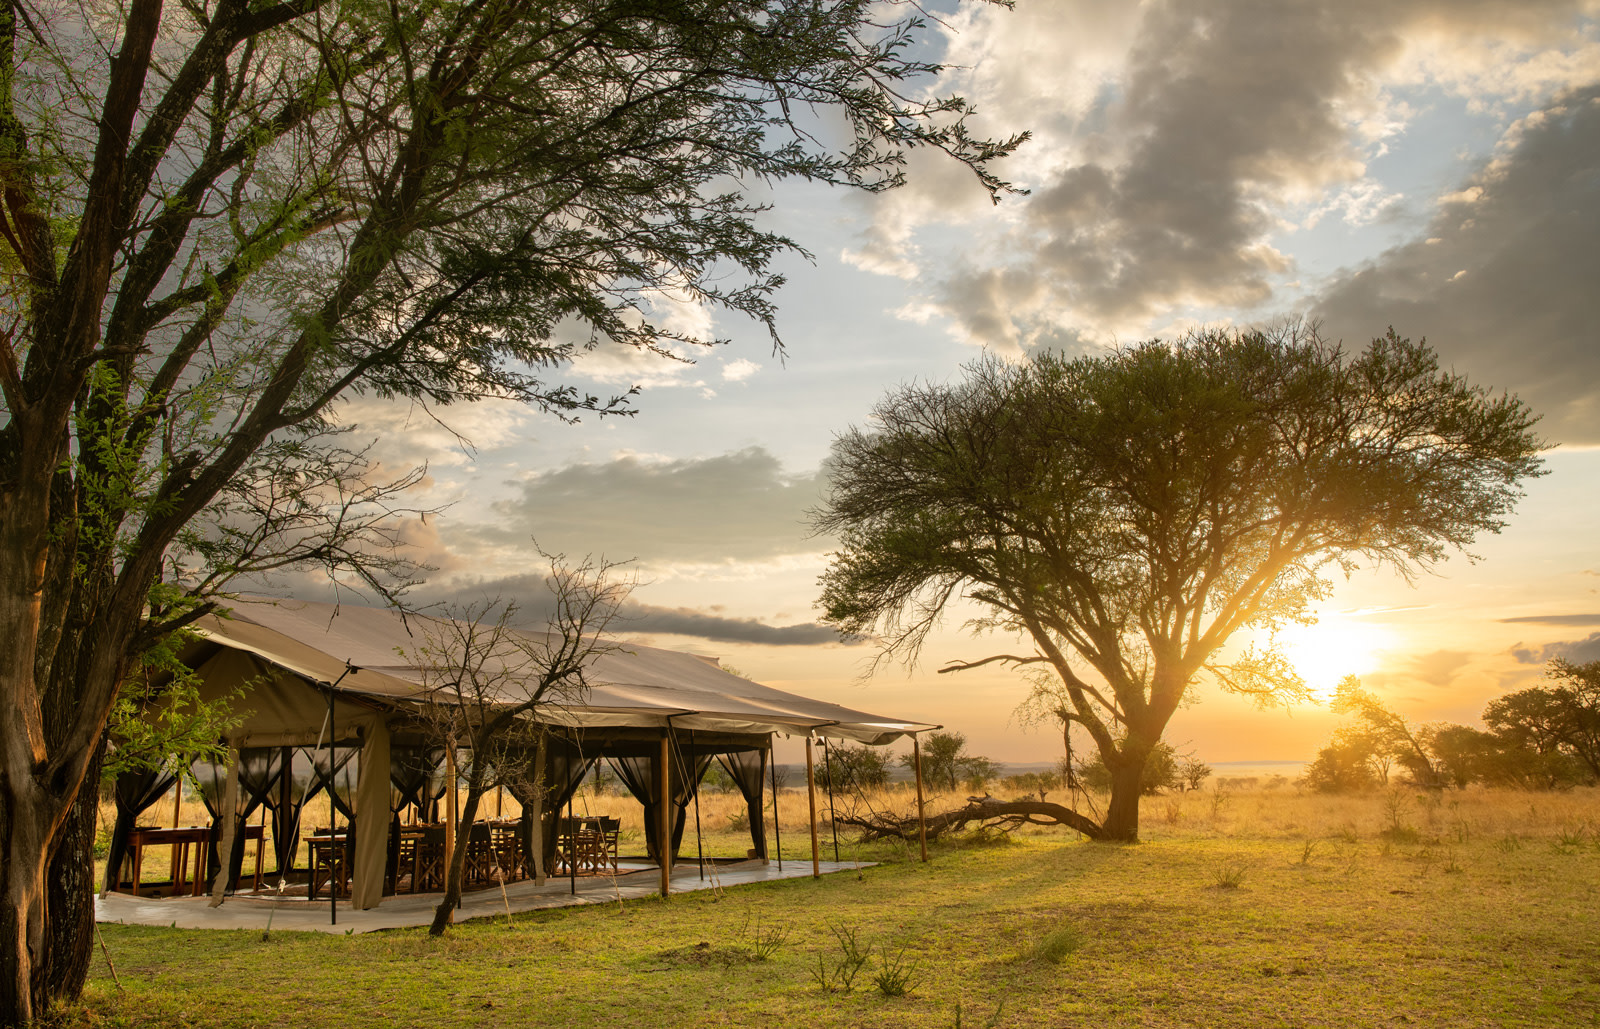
<box><xmin>0</xmin><ymin>787</ymin><xmax>51</xmax><ymax>1027</ymax></box>
<box><xmin>429</xmin><ymin>785</ymin><xmax>483</xmax><ymax>936</ymax></box>
<box><xmin>40</xmin><ymin>742</ymin><xmax>104</xmax><ymax>1005</ymax></box>
<box><xmin>1101</xmin><ymin>753</ymin><xmax>1148</xmax><ymax>842</ymax></box>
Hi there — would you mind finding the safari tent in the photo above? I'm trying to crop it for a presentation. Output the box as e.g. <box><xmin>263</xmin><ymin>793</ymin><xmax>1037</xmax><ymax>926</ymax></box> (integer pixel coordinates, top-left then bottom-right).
<box><xmin>103</xmin><ymin>597</ymin><xmax>932</xmax><ymax>910</ymax></box>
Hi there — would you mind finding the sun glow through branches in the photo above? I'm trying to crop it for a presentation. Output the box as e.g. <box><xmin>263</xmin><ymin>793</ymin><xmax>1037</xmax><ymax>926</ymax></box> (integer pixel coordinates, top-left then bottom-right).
<box><xmin>1276</xmin><ymin>616</ymin><xmax>1393</xmax><ymax>699</ymax></box>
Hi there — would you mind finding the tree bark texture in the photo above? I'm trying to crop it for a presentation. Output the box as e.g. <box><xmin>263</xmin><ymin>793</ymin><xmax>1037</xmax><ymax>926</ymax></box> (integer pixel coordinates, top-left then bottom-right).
<box><xmin>41</xmin><ymin>744</ymin><xmax>104</xmax><ymax>1004</ymax></box>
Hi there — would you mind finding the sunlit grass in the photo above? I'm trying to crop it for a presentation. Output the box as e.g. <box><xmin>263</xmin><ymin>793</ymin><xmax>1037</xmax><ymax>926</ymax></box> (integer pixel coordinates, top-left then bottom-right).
<box><xmin>72</xmin><ymin>784</ymin><xmax>1600</xmax><ymax>1028</ymax></box>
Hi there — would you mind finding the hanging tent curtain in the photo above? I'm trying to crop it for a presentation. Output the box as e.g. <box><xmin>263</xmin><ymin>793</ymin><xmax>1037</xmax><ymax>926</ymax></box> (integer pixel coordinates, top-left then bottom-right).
<box><xmin>610</xmin><ymin>748</ymin><xmax>713</xmax><ymax>865</ymax></box>
<box><xmin>499</xmin><ymin>737</ymin><xmax>596</xmax><ymax>874</ymax></box>
<box><xmin>517</xmin><ymin>739</ymin><xmax>597</xmax><ymax>873</ymax></box>
<box><xmin>302</xmin><ymin>743</ymin><xmax>360</xmax><ymax>824</ymax></box>
<box><xmin>190</xmin><ymin>748</ymin><xmax>291</xmax><ymax>891</ymax></box>
<box><xmin>100</xmin><ymin>765</ymin><xmax>179</xmax><ymax>895</ymax></box>
<box><xmin>389</xmin><ymin>744</ymin><xmax>446</xmax><ymax>821</ymax></box>
<box><xmin>717</xmin><ymin>748</ymin><xmax>768</xmax><ymax>859</ymax></box>
<box><xmin>267</xmin><ymin>747</ymin><xmax>318</xmax><ymax>874</ymax></box>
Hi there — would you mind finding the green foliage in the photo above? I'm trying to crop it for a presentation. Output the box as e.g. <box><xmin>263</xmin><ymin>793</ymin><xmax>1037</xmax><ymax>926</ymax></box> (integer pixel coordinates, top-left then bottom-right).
<box><xmin>897</xmin><ymin>731</ymin><xmax>998</xmax><ymax>792</ymax></box>
<box><xmin>810</xmin><ymin>923</ymin><xmax>869</xmax><ymax>994</ymax></box>
<box><xmin>814</xmin><ymin>742</ymin><xmax>892</xmax><ymax>793</ymax></box>
<box><xmin>817</xmin><ymin>325</ymin><xmax>1543</xmax><ymax>838</ymax></box>
<box><xmin>739</xmin><ymin>915</ymin><xmax>789</xmax><ymax>962</ymax></box>
<box><xmin>1302</xmin><ymin>732</ymin><xmax>1382</xmax><ymax>793</ymax></box>
<box><xmin>1077</xmin><ymin>741</ymin><xmax>1186</xmax><ymax>795</ymax></box>
<box><xmin>104</xmin><ymin>604</ymin><xmax>240</xmax><ymax>782</ymax></box>
<box><xmin>699</xmin><ymin>762</ymin><xmax>738</xmax><ymax>794</ymax></box>
<box><xmin>870</xmin><ymin>944</ymin><xmax>919</xmax><ymax>997</ymax></box>
<box><xmin>1309</xmin><ymin>661</ymin><xmax>1600</xmax><ymax>794</ymax></box>
<box><xmin>1484</xmin><ymin>660</ymin><xmax>1600</xmax><ymax>783</ymax></box>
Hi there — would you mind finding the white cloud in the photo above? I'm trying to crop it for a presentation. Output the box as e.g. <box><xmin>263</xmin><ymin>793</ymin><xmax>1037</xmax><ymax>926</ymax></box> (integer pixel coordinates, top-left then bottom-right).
<box><xmin>721</xmin><ymin>358</ymin><xmax>761</xmax><ymax>382</ymax></box>
<box><xmin>331</xmin><ymin>395</ymin><xmax>538</xmax><ymax>468</ymax></box>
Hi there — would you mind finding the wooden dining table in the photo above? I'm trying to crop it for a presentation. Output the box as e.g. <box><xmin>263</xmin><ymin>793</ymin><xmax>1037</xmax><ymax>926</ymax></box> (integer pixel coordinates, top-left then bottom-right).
<box><xmin>118</xmin><ymin>824</ymin><xmax>265</xmax><ymax>897</ymax></box>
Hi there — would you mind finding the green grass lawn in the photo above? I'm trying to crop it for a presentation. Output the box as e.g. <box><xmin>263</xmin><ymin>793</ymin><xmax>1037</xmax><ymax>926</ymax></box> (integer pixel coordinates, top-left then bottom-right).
<box><xmin>59</xmin><ymin>787</ymin><xmax>1600</xmax><ymax>1028</ymax></box>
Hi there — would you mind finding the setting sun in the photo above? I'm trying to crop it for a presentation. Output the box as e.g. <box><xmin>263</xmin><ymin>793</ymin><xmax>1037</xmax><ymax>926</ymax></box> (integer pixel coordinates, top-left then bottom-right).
<box><xmin>1276</xmin><ymin>616</ymin><xmax>1393</xmax><ymax>698</ymax></box>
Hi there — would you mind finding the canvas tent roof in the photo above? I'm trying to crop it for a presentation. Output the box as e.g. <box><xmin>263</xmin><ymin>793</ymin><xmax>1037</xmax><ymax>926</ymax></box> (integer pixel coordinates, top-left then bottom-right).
<box><xmin>195</xmin><ymin>597</ymin><xmax>932</xmax><ymax>745</ymax></box>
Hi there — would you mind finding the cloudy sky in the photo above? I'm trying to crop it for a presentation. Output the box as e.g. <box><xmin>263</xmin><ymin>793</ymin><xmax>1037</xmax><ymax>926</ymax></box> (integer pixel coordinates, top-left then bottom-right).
<box><xmin>331</xmin><ymin>0</ymin><xmax>1599</xmax><ymax>767</ymax></box>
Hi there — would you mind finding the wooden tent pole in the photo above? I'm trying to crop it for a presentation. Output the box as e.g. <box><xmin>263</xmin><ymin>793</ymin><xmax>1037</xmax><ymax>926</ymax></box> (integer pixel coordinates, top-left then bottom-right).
<box><xmin>690</xmin><ymin>730</ymin><xmax>705</xmax><ymax>881</ymax></box>
<box><xmin>768</xmin><ymin>736</ymin><xmax>782</xmax><ymax>872</ymax></box>
<box><xmin>327</xmin><ymin>688</ymin><xmax>337</xmax><ymax>925</ymax></box>
<box><xmin>805</xmin><ymin>735</ymin><xmax>820</xmax><ymax>878</ymax></box>
<box><xmin>912</xmin><ymin>733</ymin><xmax>929</xmax><ymax>864</ymax></box>
<box><xmin>823</xmin><ymin>737</ymin><xmax>840</xmax><ymax>863</ymax></box>
<box><xmin>658</xmin><ymin>731</ymin><xmax>671</xmax><ymax>898</ymax></box>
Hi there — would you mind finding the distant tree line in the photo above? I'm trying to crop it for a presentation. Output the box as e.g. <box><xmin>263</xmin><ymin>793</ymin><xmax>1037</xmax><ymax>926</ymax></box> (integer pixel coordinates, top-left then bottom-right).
<box><xmin>813</xmin><ymin>732</ymin><xmax>1004</xmax><ymax>795</ymax></box>
<box><xmin>1304</xmin><ymin>661</ymin><xmax>1600</xmax><ymax>792</ymax></box>
<box><xmin>806</xmin><ymin>731</ymin><xmax>1219</xmax><ymax>800</ymax></box>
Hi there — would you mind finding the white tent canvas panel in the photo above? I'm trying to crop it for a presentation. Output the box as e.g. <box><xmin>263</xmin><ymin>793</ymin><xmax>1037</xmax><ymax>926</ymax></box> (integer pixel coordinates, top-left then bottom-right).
<box><xmin>197</xmin><ymin>598</ymin><xmax>931</xmax><ymax>744</ymax></box>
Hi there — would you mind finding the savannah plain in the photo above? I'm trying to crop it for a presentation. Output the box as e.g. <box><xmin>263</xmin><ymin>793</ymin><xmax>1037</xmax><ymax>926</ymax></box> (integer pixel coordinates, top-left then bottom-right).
<box><xmin>64</xmin><ymin>780</ymin><xmax>1600</xmax><ymax>1028</ymax></box>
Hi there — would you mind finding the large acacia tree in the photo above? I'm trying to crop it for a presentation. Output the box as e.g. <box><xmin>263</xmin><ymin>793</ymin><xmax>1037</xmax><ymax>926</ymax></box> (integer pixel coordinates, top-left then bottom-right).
<box><xmin>0</xmin><ymin>0</ymin><xmax>1023</xmax><ymax>1020</ymax></box>
<box><xmin>817</xmin><ymin>326</ymin><xmax>1543</xmax><ymax>842</ymax></box>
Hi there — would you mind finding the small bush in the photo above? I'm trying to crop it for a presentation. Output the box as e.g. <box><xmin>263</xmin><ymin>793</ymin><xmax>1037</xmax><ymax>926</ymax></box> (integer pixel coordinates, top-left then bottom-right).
<box><xmin>1210</xmin><ymin>862</ymin><xmax>1248</xmax><ymax>889</ymax></box>
<box><xmin>811</xmin><ymin>923</ymin><xmax>869</xmax><ymax>994</ymax></box>
<box><xmin>871</xmin><ymin>944</ymin><xmax>918</xmax><ymax>997</ymax></box>
<box><xmin>1028</xmin><ymin>925</ymin><xmax>1084</xmax><ymax>963</ymax></box>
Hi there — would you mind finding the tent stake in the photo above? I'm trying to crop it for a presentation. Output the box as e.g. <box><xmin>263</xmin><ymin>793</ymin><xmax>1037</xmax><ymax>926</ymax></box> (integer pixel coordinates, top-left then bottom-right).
<box><xmin>823</xmin><ymin>737</ymin><xmax>839</xmax><ymax>863</ymax></box>
<box><xmin>912</xmin><ymin>733</ymin><xmax>929</xmax><ymax>864</ymax></box>
<box><xmin>804</xmin><ymin>735</ymin><xmax>820</xmax><ymax>878</ymax></box>
<box><xmin>769</xmin><ymin>737</ymin><xmax>782</xmax><ymax>872</ymax></box>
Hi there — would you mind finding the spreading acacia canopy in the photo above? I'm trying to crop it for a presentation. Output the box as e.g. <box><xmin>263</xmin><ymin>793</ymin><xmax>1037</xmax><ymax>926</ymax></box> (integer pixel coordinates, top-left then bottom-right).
<box><xmin>816</xmin><ymin>327</ymin><xmax>1543</xmax><ymax>836</ymax></box>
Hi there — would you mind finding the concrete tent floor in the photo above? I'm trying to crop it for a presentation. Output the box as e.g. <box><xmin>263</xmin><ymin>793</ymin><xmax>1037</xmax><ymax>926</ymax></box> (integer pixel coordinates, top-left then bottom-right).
<box><xmin>95</xmin><ymin>858</ymin><xmax>870</xmax><ymax>935</ymax></box>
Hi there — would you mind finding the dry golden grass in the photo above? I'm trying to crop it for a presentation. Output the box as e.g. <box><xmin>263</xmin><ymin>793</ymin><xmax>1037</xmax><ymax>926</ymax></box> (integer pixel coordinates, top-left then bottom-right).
<box><xmin>68</xmin><ymin>781</ymin><xmax>1600</xmax><ymax>1028</ymax></box>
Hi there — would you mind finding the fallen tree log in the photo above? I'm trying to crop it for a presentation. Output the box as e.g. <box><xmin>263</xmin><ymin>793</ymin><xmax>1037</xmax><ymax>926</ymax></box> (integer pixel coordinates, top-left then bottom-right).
<box><xmin>834</xmin><ymin>797</ymin><xmax>1104</xmax><ymax>842</ymax></box>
